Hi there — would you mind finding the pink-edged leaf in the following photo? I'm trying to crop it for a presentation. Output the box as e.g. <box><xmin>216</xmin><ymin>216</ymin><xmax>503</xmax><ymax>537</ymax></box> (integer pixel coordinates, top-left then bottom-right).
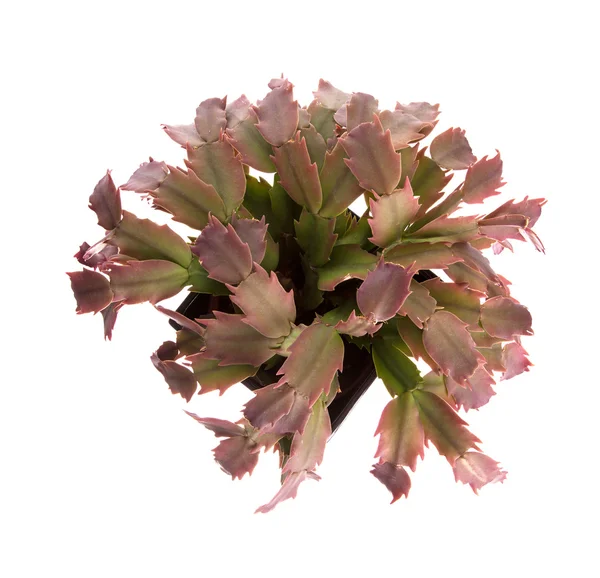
<box><xmin>405</xmin><ymin>215</ymin><xmax>480</xmax><ymax>244</ymax></box>
<box><xmin>88</xmin><ymin>171</ymin><xmax>121</xmax><ymax>230</ymax></box>
<box><xmin>451</xmin><ymin>242</ymin><xmax>504</xmax><ymax>289</ymax></box>
<box><xmin>430</xmin><ymin>127</ymin><xmax>476</xmax><ymax>170</ymax></box>
<box><xmin>396</xmin><ymin>316</ymin><xmax>439</xmax><ymax>371</ymax></box>
<box><xmin>110</xmin><ymin>210</ymin><xmax>192</xmax><ymax>268</ymax></box>
<box><xmin>103</xmin><ymin>259</ymin><xmax>189</xmax><ymax>304</ymax></box>
<box><xmin>371</xmin><ymin>462</ymin><xmax>411</xmax><ymax>503</ymax></box>
<box><xmin>357</xmin><ymin>260</ymin><xmax>415</xmax><ymax>322</ymax></box>
<box><xmin>75</xmin><ymin>242</ymin><xmax>117</xmax><ymax>269</ymax></box>
<box><xmin>67</xmin><ymin>269</ymin><xmax>113</xmax><ymax>314</ymax></box>
<box><xmin>335</xmin><ymin>310</ymin><xmax>381</xmax><ymax>337</ymax></box>
<box><xmin>153</xmin><ymin>304</ymin><xmax>205</xmax><ymax>336</ymax></box>
<box><xmin>462</xmin><ymin>152</ymin><xmax>505</xmax><ymax>203</ymax></box>
<box><xmin>318</xmin><ymin>141</ymin><xmax>364</xmax><ymax>218</ymax></box>
<box><xmin>150</xmin><ymin>353</ymin><xmax>197</xmax><ymax>402</ymax></box>
<box><xmin>341</xmin><ymin>115</ymin><xmax>401</xmax><ymax>195</ymax></box>
<box><xmin>385</xmin><ymin>242</ymin><xmax>463</xmax><ymax>270</ymax></box>
<box><xmin>446</xmin><ymin>366</ymin><xmax>496</xmax><ymax>411</ymax></box>
<box><xmin>228</xmin><ymin>263</ymin><xmax>295</xmax><ymax>338</ymax></box>
<box><xmin>187</xmin><ymin>352</ymin><xmax>256</xmax><ymax>395</ymax></box>
<box><xmin>264</xmin><ymin>388</ymin><xmax>312</xmax><ymax>435</ymax></box>
<box><xmin>374</xmin><ymin>393</ymin><xmax>424</xmax><ymax>471</ymax></box>
<box><xmin>162</xmin><ymin>123</ymin><xmax>204</xmax><ymax>147</ymax></box>
<box><xmin>379</xmin><ymin>110</ymin><xmax>432</xmax><ymax>149</ymax></box>
<box><xmin>225</xmin><ymin>94</ymin><xmax>251</xmax><ymax>128</ymax></box>
<box><xmin>121</xmin><ymin>159</ymin><xmax>169</xmax><ymax>192</ymax></box>
<box><xmin>523</xmin><ymin>227</ymin><xmax>546</xmax><ymax>253</ymax></box>
<box><xmin>153</xmin><ymin>165</ymin><xmax>228</xmax><ymax>230</ymax></box>
<box><xmin>481</xmin><ymin>296</ymin><xmax>533</xmax><ymax>340</ymax></box>
<box><xmin>479</xmin><ymin>215</ymin><xmax>528</xmax><ymax>244</ymax></box>
<box><xmin>284</xmin><ymin>399</ymin><xmax>331</xmax><ymax>473</ymax></box>
<box><xmin>412</xmin><ymin>389</ymin><xmax>481</xmax><ymax>464</ymax></box>
<box><xmin>252</xmin><ymin>80</ymin><xmax>298</xmax><ymax>147</ymax></box>
<box><xmin>230</xmin><ymin>214</ymin><xmax>268</xmax><ymax>264</ymax></box>
<box><xmin>156</xmin><ymin>340</ymin><xmax>179</xmax><ymax>361</ymax></box>
<box><xmin>423</xmin><ymin>310</ymin><xmax>485</xmax><ymax>385</ymax></box>
<box><xmin>184</xmin><ymin>411</ymin><xmax>245</xmax><ymax>437</ymax></box>
<box><xmin>368</xmin><ymin>180</ymin><xmax>420</xmax><ymax>247</ymax></box>
<box><xmin>192</xmin><ymin>214</ymin><xmax>252</xmax><ymax>284</ymax></box>
<box><xmin>276</xmin><ymin>323</ymin><xmax>344</xmax><ymax>407</ymax></box>
<box><xmin>271</xmin><ymin>132</ymin><xmax>322</xmax><ymax>213</ymax></box>
<box><xmin>194</xmin><ymin>97</ymin><xmax>227</xmax><ymax>143</ymax></box>
<box><xmin>225</xmin><ymin>115</ymin><xmax>276</xmax><ymax>173</ymax></box>
<box><xmin>255</xmin><ymin>470</ymin><xmax>320</xmax><ymax>514</ymax></box>
<box><xmin>344</xmin><ymin>92</ymin><xmax>379</xmax><ymax>131</ymax></box>
<box><xmin>501</xmin><ymin>341</ymin><xmax>533</xmax><ymax>381</ymax></box>
<box><xmin>243</xmin><ymin>382</ymin><xmax>296</xmax><ymax>430</ymax></box>
<box><xmin>313</xmin><ymin>79</ymin><xmax>349</xmax><ymax>110</ymax></box>
<box><xmin>300</xmin><ymin>124</ymin><xmax>327</xmax><ymax>171</ymax></box>
<box><xmin>445</xmin><ymin>262</ymin><xmax>491</xmax><ymax>294</ymax></box>
<box><xmin>486</xmin><ymin>196</ymin><xmax>547</xmax><ymax>229</ymax></box>
<box><xmin>101</xmin><ymin>301</ymin><xmax>123</xmax><ymax>340</ymax></box>
<box><xmin>395</xmin><ymin>101</ymin><xmax>440</xmax><ymax>125</ymax></box>
<box><xmin>214</xmin><ymin>436</ymin><xmax>260</xmax><ymax>480</ymax></box>
<box><xmin>422</xmin><ymin>278</ymin><xmax>485</xmax><ymax>331</ymax></box>
<box><xmin>316</xmin><ymin>244</ymin><xmax>378</xmax><ymax>291</ymax></box>
<box><xmin>186</xmin><ymin>140</ymin><xmax>246</xmax><ymax>216</ymax></box>
<box><xmin>202</xmin><ymin>311</ymin><xmax>281</xmax><ymax>367</ymax></box>
<box><xmin>187</xmin><ymin>258</ymin><xmax>230</xmax><ymax>295</ymax></box>
<box><xmin>399</xmin><ymin>280</ymin><xmax>437</xmax><ymax>329</ymax></box>
<box><xmin>410</xmin><ymin>150</ymin><xmax>453</xmax><ymax>214</ymax></box>
<box><xmin>453</xmin><ymin>451</ymin><xmax>507</xmax><ymax>494</ymax></box>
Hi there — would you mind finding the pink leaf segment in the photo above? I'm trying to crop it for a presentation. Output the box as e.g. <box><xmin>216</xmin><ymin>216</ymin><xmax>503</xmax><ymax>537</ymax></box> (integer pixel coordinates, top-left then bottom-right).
<box><xmin>255</xmin><ymin>470</ymin><xmax>320</xmax><ymax>514</ymax></box>
<box><xmin>252</xmin><ymin>79</ymin><xmax>299</xmax><ymax>147</ymax></box>
<box><xmin>202</xmin><ymin>311</ymin><xmax>282</xmax><ymax>367</ymax></box>
<box><xmin>357</xmin><ymin>259</ymin><xmax>415</xmax><ymax>322</ymax></box>
<box><xmin>275</xmin><ymin>323</ymin><xmax>344</xmax><ymax>407</ymax></box>
<box><xmin>151</xmin><ymin>352</ymin><xmax>197</xmax><ymax>402</ymax></box>
<box><xmin>341</xmin><ymin>115</ymin><xmax>401</xmax><ymax>195</ymax></box>
<box><xmin>480</xmin><ymin>296</ymin><xmax>533</xmax><ymax>340</ymax></box>
<box><xmin>192</xmin><ymin>214</ymin><xmax>253</xmax><ymax>284</ymax></box>
<box><xmin>368</xmin><ymin>179</ymin><xmax>420</xmax><ymax>247</ymax></box>
<box><xmin>88</xmin><ymin>171</ymin><xmax>122</xmax><ymax>230</ymax></box>
<box><xmin>374</xmin><ymin>393</ymin><xmax>425</xmax><ymax>472</ymax></box>
<box><xmin>430</xmin><ymin>127</ymin><xmax>476</xmax><ymax>170</ymax></box>
<box><xmin>67</xmin><ymin>269</ymin><xmax>113</xmax><ymax>314</ymax></box>
<box><xmin>423</xmin><ymin>311</ymin><xmax>485</xmax><ymax>385</ymax></box>
<box><xmin>228</xmin><ymin>264</ymin><xmax>296</xmax><ymax>339</ymax></box>
<box><xmin>371</xmin><ymin>462</ymin><xmax>411</xmax><ymax>503</ymax></box>
<box><xmin>453</xmin><ymin>451</ymin><xmax>507</xmax><ymax>494</ymax></box>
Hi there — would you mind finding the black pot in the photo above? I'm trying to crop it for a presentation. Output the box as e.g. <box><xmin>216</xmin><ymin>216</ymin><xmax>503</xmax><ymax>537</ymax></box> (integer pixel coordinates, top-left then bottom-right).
<box><xmin>171</xmin><ymin>269</ymin><xmax>436</xmax><ymax>434</ymax></box>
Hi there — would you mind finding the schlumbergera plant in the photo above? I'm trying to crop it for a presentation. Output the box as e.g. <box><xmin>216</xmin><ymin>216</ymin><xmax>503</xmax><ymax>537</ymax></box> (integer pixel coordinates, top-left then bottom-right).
<box><xmin>69</xmin><ymin>77</ymin><xmax>545</xmax><ymax>513</ymax></box>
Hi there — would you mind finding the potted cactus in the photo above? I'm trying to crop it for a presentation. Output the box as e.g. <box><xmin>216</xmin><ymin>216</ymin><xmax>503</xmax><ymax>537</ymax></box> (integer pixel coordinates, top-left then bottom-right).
<box><xmin>68</xmin><ymin>78</ymin><xmax>545</xmax><ymax>512</ymax></box>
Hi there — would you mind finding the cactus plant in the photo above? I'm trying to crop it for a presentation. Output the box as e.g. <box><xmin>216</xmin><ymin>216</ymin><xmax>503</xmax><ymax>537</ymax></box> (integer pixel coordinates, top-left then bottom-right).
<box><xmin>68</xmin><ymin>77</ymin><xmax>545</xmax><ymax>512</ymax></box>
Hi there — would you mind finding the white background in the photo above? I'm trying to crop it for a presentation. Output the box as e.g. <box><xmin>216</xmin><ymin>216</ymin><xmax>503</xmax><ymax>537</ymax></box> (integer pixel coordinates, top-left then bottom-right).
<box><xmin>1</xmin><ymin>1</ymin><xmax>598</xmax><ymax>576</ymax></box>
